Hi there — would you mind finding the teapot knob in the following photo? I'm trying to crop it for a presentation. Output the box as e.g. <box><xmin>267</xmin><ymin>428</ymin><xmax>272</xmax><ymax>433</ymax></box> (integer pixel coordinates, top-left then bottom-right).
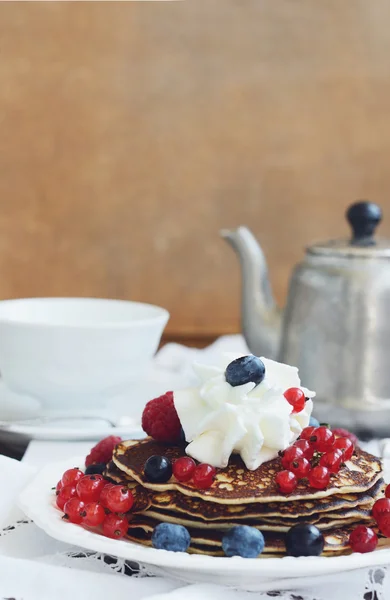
<box><xmin>346</xmin><ymin>201</ymin><xmax>382</xmax><ymax>246</ymax></box>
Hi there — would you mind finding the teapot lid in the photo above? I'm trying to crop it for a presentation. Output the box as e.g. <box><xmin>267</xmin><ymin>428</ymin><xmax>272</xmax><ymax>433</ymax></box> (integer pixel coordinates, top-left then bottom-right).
<box><xmin>307</xmin><ymin>201</ymin><xmax>390</xmax><ymax>258</ymax></box>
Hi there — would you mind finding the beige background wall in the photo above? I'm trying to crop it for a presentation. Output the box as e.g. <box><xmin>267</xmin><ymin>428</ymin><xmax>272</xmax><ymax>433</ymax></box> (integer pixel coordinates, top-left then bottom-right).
<box><xmin>1</xmin><ymin>1</ymin><xmax>390</xmax><ymax>343</ymax></box>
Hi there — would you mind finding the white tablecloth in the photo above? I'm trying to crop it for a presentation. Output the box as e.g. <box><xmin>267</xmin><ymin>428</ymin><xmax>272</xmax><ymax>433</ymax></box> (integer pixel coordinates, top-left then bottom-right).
<box><xmin>1</xmin><ymin>335</ymin><xmax>390</xmax><ymax>599</ymax></box>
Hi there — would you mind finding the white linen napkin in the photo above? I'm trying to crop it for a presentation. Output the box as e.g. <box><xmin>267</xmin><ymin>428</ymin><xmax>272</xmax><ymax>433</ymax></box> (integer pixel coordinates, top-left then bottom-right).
<box><xmin>0</xmin><ymin>335</ymin><xmax>390</xmax><ymax>599</ymax></box>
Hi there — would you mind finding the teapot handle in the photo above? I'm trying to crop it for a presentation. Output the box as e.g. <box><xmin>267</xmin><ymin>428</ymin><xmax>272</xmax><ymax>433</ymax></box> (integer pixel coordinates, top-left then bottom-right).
<box><xmin>346</xmin><ymin>201</ymin><xmax>382</xmax><ymax>246</ymax></box>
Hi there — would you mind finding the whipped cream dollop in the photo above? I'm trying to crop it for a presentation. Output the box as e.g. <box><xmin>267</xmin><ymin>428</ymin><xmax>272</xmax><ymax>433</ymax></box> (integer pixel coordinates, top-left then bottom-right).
<box><xmin>173</xmin><ymin>354</ymin><xmax>315</xmax><ymax>471</ymax></box>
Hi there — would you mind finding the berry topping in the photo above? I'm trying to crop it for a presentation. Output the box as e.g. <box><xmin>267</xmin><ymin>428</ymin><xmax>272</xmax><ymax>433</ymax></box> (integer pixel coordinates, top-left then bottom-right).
<box><xmin>141</xmin><ymin>391</ymin><xmax>182</xmax><ymax>443</ymax></box>
<box><xmin>144</xmin><ymin>455</ymin><xmax>173</xmax><ymax>484</ymax></box>
<box><xmin>310</xmin><ymin>427</ymin><xmax>335</xmax><ymax>452</ymax></box>
<box><xmin>300</xmin><ymin>426</ymin><xmax>317</xmax><ymax>441</ymax></box>
<box><xmin>290</xmin><ymin>457</ymin><xmax>311</xmax><ymax>478</ymax></box>
<box><xmin>284</xmin><ymin>387</ymin><xmax>305</xmax><ymax>413</ymax></box>
<box><xmin>309</xmin><ymin>416</ymin><xmax>320</xmax><ymax>427</ymax></box>
<box><xmin>102</xmin><ymin>514</ymin><xmax>129</xmax><ymax>539</ymax></box>
<box><xmin>61</xmin><ymin>468</ymin><xmax>84</xmax><ymax>487</ymax></box>
<box><xmin>151</xmin><ymin>522</ymin><xmax>191</xmax><ymax>552</ymax></box>
<box><xmin>85</xmin><ymin>463</ymin><xmax>107</xmax><ymax>476</ymax></box>
<box><xmin>281</xmin><ymin>445</ymin><xmax>304</xmax><ymax>470</ymax></box>
<box><xmin>285</xmin><ymin>523</ymin><xmax>324</xmax><ymax>557</ymax></box>
<box><xmin>76</xmin><ymin>475</ymin><xmax>106</xmax><ymax>503</ymax></box>
<box><xmin>222</xmin><ymin>525</ymin><xmax>265</xmax><ymax>558</ymax></box>
<box><xmin>99</xmin><ymin>483</ymin><xmax>116</xmax><ymax>508</ymax></box>
<box><xmin>319</xmin><ymin>449</ymin><xmax>343</xmax><ymax>474</ymax></box>
<box><xmin>372</xmin><ymin>497</ymin><xmax>390</xmax><ymax>522</ymax></box>
<box><xmin>308</xmin><ymin>465</ymin><xmax>330</xmax><ymax>490</ymax></box>
<box><xmin>275</xmin><ymin>470</ymin><xmax>297</xmax><ymax>494</ymax></box>
<box><xmin>63</xmin><ymin>498</ymin><xmax>85</xmax><ymax>524</ymax></box>
<box><xmin>193</xmin><ymin>464</ymin><xmax>216</xmax><ymax>489</ymax></box>
<box><xmin>332</xmin><ymin>427</ymin><xmax>358</xmax><ymax>445</ymax></box>
<box><xmin>349</xmin><ymin>525</ymin><xmax>378</xmax><ymax>553</ymax></box>
<box><xmin>56</xmin><ymin>485</ymin><xmax>77</xmax><ymax>510</ymax></box>
<box><xmin>333</xmin><ymin>437</ymin><xmax>354</xmax><ymax>461</ymax></box>
<box><xmin>377</xmin><ymin>513</ymin><xmax>390</xmax><ymax>537</ymax></box>
<box><xmin>85</xmin><ymin>436</ymin><xmax>122</xmax><ymax>467</ymax></box>
<box><xmin>81</xmin><ymin>502</ymin><xmax>106</xmax><ymax>527</ymax></box>
<box><xmin>293</xmin><ymin>439</ymin><xmax>314</xmax><ymax>459</ymax></box>
<box><xmin>55</xmin><ymin>480</ymin><xmax>63</xmax><ymax>494</ymax></box>
<box><xmin>225</xmin><ymin>355</ymin><xmax>266</xmax><ymax>387</ymax></box>
<box><xmin>173</xmin><ymin>457</ymin><xmax>197</xmax><ymax>482</ymax></box>
<box><xmin>385</xmin><ymin>484</ymin><xmax>390</xmax><ymax>499</ymax></box>
<box><xmin>106</xmin><ymin>486</ymin><xmax>134</xmax><ymax>513</ymax></box>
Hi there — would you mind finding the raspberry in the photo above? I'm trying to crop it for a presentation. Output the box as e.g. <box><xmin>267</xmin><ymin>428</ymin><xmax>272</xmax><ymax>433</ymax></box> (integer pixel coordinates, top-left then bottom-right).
<box><xmin>332</xmin><ymin>428</ymin><xmax>358</xmax><ymax>445</ymax></box>
<box><xmin>85</xmin><ymin>436</ymin><xmax>122</xmax><ymax>467</ymax></box>
<box><xmin>141</xmin><ymin>391</ymin><xmax>181</xmax><ymax>443</ymax></box>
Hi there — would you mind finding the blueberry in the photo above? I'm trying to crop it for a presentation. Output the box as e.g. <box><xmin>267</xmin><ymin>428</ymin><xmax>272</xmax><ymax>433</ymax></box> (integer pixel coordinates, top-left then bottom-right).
<box><xmin>222</xmin><ymin>525</ymin><xmax>265</xmax><ymax>558</ymax></box>
<box><xmin>225</xmin><ymin>355</ymin><xmax>265</xmax><ymax>387</ymax></box>
<box><xmin>151</xmin><ymin>522</ymin><xmax>191</xmax><ymax>552</ymax></box>
<box><xmin>285</xmin><ymin>523</ymin><xmax>324</xmax><ymax>557</ymax></box>
<box><xmin>144</xmin><ymin>455</ymin><xmax>172</xmax><ymax>483</ymax></box>
<box><xmin>309</xmin><ymin>416</ymin><xmax>320</xmax><ymax>428</ymax></box>
<box><xmin>85</xmin><ymin>463</ymin><xmax>106</xmax><ymax>476</ymax></box>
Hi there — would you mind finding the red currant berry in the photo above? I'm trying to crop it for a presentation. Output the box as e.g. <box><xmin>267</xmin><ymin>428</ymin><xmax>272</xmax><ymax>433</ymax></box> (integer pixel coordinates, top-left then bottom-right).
<box><xmin>173</xmin><ymin>457</ymin><xmax>197</xmax><ymax>482</ymax></box>
<box><xmin>275</xmin><ymin>470</ymin><xmax>297</xmax><ymax>494</ymax></box>
<box><xmin>284</xmin><ymin>387</ymin><xmax>305</xmax><ymax>413</ymax></box>
<box><xmin>61</xmin><ymin>468</ymin><xmax>84</xmax><ymax>487</ymax></box>
<box><xmin>319</xmin><ymin>449</ymin><xmax>343</xmax><ymax>474</ymax></box>
<box><xmin>385</xmin><ymin>484</ymin><xmax>390</xmax><ymax>499</ymax></box>
<box><xmin>55</xmin><ymin>480</ymin><xmax>63</xmax><ymax>494</ymax></box>
<box><xmin>333</xmin><ymin>437</ymin><xmax>354</xmax><ymax>461</ymax></box>
<box><xmin>349</xmin><ymin>525</ymin><xmax>378</xmax><ymax>553</ymax></box>
<box><xmin>372</xmin><ymin>498</ymin><xmax>390</xmax><ymax>522</ymax></box>
<box><xmin>293</xmin><ymin>439</ymin><xmax>314</xmax><ymax>459</ymax></box>
<box><xmin>193</xmin><ymin>464</ymin><xmax>216</xmax><ymax>489</ymax></box>
<box><xmin>290</xmin><ymin>457</ymin><xmax>311</xmax><ymax>478</ymax></box>
<box><xmin>63</xmin><ymin>498</ymin><xmax>85</xmax><ymax>524</ymax></box>
<box><xmin>300</xmin><ymin>426</ymin><xmax>317</xmax><ymax>441</ymax></box>
<box><xmin>308</xmin><ymin>466</ymin><xmax>330</xmax><ymax>490</ymax></box>
<box><xmin>378</xmin><ymin>513</ymin><xmax>390</xmax><ymax>537</ymax></box>
<box><xmin>99</xmin><ymin>483</ymin><xmax>115</xmax><ymax>508</ymax></box>
<box><xmin>76</xmin><ymin>475</ymin><xmax>106</xmax><ymax>503</ymax></box>
<box><xmin>281</xmin><ymin>446</ymin><xmax>304</xmax><ymax>469</ymax></box>
<box><xmin>56</xmin><ymin>485</ymin><xmax>77</xmax><ymax>510</ymax></box>
<box><xmin>102</xmin><ymin>514</ymin><xmax>128</xmax><ymax>539</ymax></box>
<box><xmin>310</xmin><ymin>427</ymin><xmax>335</xmax><ymax>452</ymax></box>
<box><xmin>81</xmin><ymin>502</ymin><xmax>106</xmax><ymax>527</ymax></box>
<box><xmin>106</xmin><ymin>486</ymin><xmax>134</xmax><ymax>513</ymax></box>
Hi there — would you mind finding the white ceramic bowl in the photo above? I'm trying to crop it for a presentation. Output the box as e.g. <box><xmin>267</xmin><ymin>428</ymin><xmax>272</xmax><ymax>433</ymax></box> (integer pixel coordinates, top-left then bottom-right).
<box><xmin>0</xmin><ymin>297</ymin><xmax>169</xmax><ymax>409</ymax></box>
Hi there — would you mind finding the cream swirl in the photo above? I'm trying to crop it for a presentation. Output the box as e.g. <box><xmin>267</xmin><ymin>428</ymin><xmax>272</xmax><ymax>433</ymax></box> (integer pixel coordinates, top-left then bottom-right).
<box><xmin>173</xmin><ymin>354</ymin><xmax>315</xmax><ymax>471</ymax></box>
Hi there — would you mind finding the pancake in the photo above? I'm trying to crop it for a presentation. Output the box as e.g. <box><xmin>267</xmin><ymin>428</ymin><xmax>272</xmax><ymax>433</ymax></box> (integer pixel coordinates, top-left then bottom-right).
<box><xmin>125</xmin><ymin>515</ymin><xmax>386</xmax><ymax>556</ymax></box>
<box><xmin>140</xmin><ymin>505</ymin><xmax>374</xmax><ymax>532</ymax></box>
<box><xmin>104</xmin><ymin>459</ymin><xmax>383</xmax><ymax>521</ymax></box>
<box><xmin>113</xmin><ymin>438</ymin><xmax>383</xmax><ymax>504</ymax></box>
<box><xmin>146</xmin><ymin>478</ymin><xmax>383</xmax><ymax>521</ymax></box>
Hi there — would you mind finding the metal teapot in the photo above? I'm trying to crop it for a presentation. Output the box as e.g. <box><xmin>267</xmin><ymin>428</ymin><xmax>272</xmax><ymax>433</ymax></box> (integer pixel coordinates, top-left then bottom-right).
<box><xmin>221</xmin><ymin>201</ymin><xmax>390</xmax><ymax>435</ymax></box>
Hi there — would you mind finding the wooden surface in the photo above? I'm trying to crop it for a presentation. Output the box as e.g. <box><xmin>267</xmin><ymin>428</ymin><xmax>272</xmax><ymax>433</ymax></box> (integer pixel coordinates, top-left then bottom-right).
<box><xmin>1</xmin><ymin>1</ymin><xmax>390</xmax><ymax>340</ymax></box>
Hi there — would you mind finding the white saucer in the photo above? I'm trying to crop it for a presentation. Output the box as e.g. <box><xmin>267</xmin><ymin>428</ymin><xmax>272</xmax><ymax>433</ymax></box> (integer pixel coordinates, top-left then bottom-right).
<box><xmin>19</xmin><ymin>456</ymin><xmax>390</xmax><ymax>592</ymax></box>
<box><xmin>0</xmin><ymin>365</ymin><xmax>187</xmax><ymax>441</ymax></box>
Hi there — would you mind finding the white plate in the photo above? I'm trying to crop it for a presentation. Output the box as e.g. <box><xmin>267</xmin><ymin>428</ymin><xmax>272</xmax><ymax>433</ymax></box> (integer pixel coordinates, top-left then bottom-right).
<box><xmin>18</xmin><ymin>456</ymin><xmax>390</xmax><ymax>592</ymax></box>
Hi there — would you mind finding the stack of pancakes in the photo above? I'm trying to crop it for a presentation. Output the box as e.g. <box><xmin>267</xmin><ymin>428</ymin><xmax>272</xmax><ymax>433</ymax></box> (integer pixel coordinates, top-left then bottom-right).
<box><xmin>106</xmin><ymin>438</ymin><xmax>386</xmax><ymax>557</ymax></box>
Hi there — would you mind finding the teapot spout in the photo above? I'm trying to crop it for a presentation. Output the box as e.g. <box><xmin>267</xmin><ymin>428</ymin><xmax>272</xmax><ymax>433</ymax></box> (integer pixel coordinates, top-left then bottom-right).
<box><xmin>221</xmin><ymin>226</ymin><xmax>282</xmax><ymax>359</ymax></box>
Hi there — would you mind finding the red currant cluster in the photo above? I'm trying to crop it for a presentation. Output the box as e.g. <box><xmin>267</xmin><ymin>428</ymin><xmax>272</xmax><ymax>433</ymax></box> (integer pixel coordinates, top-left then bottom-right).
<box><xmin>371</xmin><ymin>485</ymin><xmax>390</xmax><ymax>538</ymax></box>
<box><xmin>276</xmin><ymin>426</ymin><xmax>355</xmax><ymax>494</ymax></box>
<box><xmin>55</xmin><ymin>467</ymin><xmax>134</xmax><ymax>539</ymax></box>
<box><xmin>173</xmin><ymin>457</ymin><xmax>216</xmax><ymax>489</ymax></box>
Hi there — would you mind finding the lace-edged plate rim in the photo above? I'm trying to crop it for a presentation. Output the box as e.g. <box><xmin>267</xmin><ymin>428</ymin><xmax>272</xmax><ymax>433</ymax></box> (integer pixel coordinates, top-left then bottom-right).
<box><xmin>17</xmin><ymin>456</ymin><xmax>390</xmax><ymax>591</ymax></box>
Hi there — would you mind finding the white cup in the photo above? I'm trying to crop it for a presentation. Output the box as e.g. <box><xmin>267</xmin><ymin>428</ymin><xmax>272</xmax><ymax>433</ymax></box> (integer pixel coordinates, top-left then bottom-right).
<box><xmin>0</xmin><ymin>297</ymin><xmax>169</xmax><ymax>410</ymax></box>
